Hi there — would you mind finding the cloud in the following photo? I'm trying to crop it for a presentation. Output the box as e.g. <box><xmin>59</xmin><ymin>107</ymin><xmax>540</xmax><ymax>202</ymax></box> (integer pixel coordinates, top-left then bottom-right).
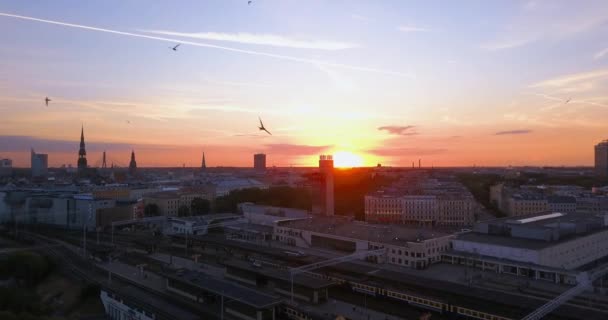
<box><xmin>494</xmin><ymin>129</ymin><xmax>532</xmax><ymax>135</ymax></box>
<box><xmin>397</xmin><ymin>25</ymin><xmax>430</xmax><ymax>33</ymax></box>
<box><xmin>481</xmin><ymin>1</ymin><xmax>608</xmax><ymax>51</ymax></box>
<box><xmin>0</xmin><ymin>12</ymin><xmax>410</xmax><ymax>77</ymax></box>
<box><xmin>531</xmin><ymin>69</ymin><xmax>608</xmax><ymax>88</ymax></box>
<box><xmin>141</xmin><ymin>30</ymin><xmax>359</xmax><ymax>51</ymax></box>
<box><xmin>264</xmin><ymin>144</ymin><xmax>332</xmax><ymax>155</ymax></box>
<box><xmin>377</xmin><ymin>125</ymin><xmax>417</xmax><ymax>136</ymax></box>
<box><xmin>351</xmin><ymin>14</ymin><xmax>371</xmax><ymax>23</ymax></box>
<box><xmin>367</xmin><ymin>147</ymin><xmax>447</xmax><ymax>157</ymax></box>
<box><xmin>594</xmin><ymin>47</ymin><xmax>608</xmax><ymax>60</ymax></box>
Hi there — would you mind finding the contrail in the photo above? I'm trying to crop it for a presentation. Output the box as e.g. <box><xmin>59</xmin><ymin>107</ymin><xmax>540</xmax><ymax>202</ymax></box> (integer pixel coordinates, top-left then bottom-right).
<box><xmin>0</xmin><ymin>12</ymin><xmax>412</xmax><ymax>78</ymax></box>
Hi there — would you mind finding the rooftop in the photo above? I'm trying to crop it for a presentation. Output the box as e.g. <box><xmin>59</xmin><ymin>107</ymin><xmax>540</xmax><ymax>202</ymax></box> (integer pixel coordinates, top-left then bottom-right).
<box><xmin>278</xmin><ymin>217</ymin><xmax>455</xmax><ymax>246</ymax></box>
<box><xmin>165</xmin><ymin>270</ymin><xmax>282</xmax><ymax>308</ymax></box>
<box><xmin>223</xmin><ymin>259</ymin><xmax>335</xmax><ymax>289</ymax></box>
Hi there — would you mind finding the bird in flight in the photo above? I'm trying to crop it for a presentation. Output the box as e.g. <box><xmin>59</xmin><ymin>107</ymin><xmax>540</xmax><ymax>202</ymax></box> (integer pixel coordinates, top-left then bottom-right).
<box><xmin>565</xmin><ymin>98</ymin><xmax>571</xmax><ymax>104</ymax></box>
<box><xmin>45</xmin><ymin>97</ymin><xmax>51</xmax><ymax>106</ymax></box>
<box><xmin>171</xmin><ymin>44</ymin><xmax>180</xmax><ymax>51</ymax></box>
<box><xmin>258</xmin><ymin>117</ymin><xmax>272</xmax><ymax>135</ymax></box>
<box><xmin>248</xmin><ymin>1</ymin><xmax>253</xmax><ymax>4</ymax></box>
<box><xmin>126</xmin><ymin>120</ymin><xmax>131</xmax><ymax>124</ymax></box>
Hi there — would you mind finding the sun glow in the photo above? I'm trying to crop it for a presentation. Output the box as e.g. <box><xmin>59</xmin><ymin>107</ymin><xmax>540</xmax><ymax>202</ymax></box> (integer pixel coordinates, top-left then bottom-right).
<box><xmin>333</xmin><ymin>151</ymin><xmax>364</xmax><ymax>168</ymax></box>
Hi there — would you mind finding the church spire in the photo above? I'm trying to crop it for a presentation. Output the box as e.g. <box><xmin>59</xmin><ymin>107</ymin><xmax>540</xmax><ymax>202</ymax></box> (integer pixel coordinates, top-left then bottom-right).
<box><xmin>77</xmin><ymin>124</ymin><xmax>88</xmax><ymax>173</ymax></box>
<box><xmin>202</xmin><ymin>151</ymin><xmax>206</xmax><ymax>170</ymax></box>
<box><xmin>129</xmin><ymin>149</ymin><xmax>137</xmax><ymax>175</ymax></box>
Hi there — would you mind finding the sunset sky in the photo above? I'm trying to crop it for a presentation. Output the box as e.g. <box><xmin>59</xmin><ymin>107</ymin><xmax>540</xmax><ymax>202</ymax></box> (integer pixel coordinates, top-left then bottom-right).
<box><xmin>1</xmin><ymin>0</ymin><xmax>608</xmax><ymax>168</ymax></box>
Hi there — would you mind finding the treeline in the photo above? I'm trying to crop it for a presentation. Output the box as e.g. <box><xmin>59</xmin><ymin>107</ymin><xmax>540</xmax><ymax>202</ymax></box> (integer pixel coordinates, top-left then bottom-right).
<box><xmin>214</xmin><ymin>186</ymin><xmax>312</xmax><ymax>213</ymax></box>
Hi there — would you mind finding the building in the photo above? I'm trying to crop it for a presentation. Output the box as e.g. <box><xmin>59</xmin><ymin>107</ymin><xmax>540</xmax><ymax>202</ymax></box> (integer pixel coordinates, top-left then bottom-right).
<box><xmin>274</xmin><ymin>216</ymin><xmax>455</xmax><ymax>269</ymax></box>
<box><xmin>445</xmin><ymin>212</ymin><xmax>608</xmax><ymax>284</ymax></box>
<box><xmin>311</xmin><ymin>155</ymin><xmax>334</xmax><ymax>216</ymax></box>
<box><xmin>0</xmin><ymin>158</ymin><xmax>12</xmax><ymax>177</ymax></box>
<box><xmin>31</xmin><ymin>149</ymin><xmax>48</xmax><ymax>178</ymax></box>
<box><xmin>254</xmin><ymin>153</ymin><xmax>266</xmax><ymax>170</ymax></box>
<box><xmin>77</xmin><ymin>125</ymin><xmax>88</xmax><ymax>174</ymax></box>
<box><xmin>128</xmin><ymin>150</ymin><xmax>137</xmax><ymax>176</ymax></box>
<box><xmin>143</xmin><ymin>192</ymin><xmax>180</xmax><ymax>216</ymax></box>
<box><xmin>24</xmin><ymin>193</ymin><xmax>115</xmax><ymax>230</ymax></box>
<box><xmin>365</xmin><ymin>179</ymin><xmax>476</xmax><ymax>226</ymax></box>
<box><xmin>164</xmin><ymin>214</ymin><xmax>242</xmax><ymax>235</ymax></box>
<box><xmin>506</xmin><ymin>193</ymin><xmax>548</xmax><ymax>217</ymax></box>
<box><xmin>547</xmin><ymin>195</ymin><xmax>577</xmax><ymax>214</ymax></box>
<box><xmin>238</xmin><ymin>203</ymin><xmax>310</xmax><ymax>226</ymax></box>
<box><xmin>595</xmin><ymin>139</ymin><xmax>608</xmax><ymax>177</ymax></box>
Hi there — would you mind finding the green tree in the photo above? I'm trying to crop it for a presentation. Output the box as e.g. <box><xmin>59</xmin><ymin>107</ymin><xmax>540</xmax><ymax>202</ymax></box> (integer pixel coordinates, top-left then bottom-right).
<box><xmin>191</xmin><ymin>197</ymin><xmax>211</xmax><ymax>215</ymax></box>
<box><xmin>144</xmin><ymin>203</ymin><xmax>160</xmax><ymax>217</ymax></box>
<box><xmin>178</xmin><ymin>205</ymin><xmax>190</xmax><ymax>217</ymax></box>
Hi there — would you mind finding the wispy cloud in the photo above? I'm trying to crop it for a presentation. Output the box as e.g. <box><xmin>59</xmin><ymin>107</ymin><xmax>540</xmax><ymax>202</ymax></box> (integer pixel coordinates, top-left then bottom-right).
<box><xmin>351</xmin><ymin>14</ymin><xmax>371</xmax><ymax>23</ymax></box>
<box><xmin>495</xmin><ymin>129</ymin><xmax>532</xmax><ymax>135</ymax></box>
<box><xmin>593</xmin><ymin>47</ymin><xmax>608</xmax><ymax>60</ymax></box>
<box><xmin>377</xmin><ymin>125</ymin><xmax>417</xmax><ymax>136</ymax></box>
<box><xmin>530</xmin><ymin>69</ymin><xmax>608</xmax><ymax>94</ymax></box>
<box><xmin>0</xmin><ymin>12</ymin><xmax>410</xmax><ymax>77</ymax></box>
<box><xmin>397</xmin><ymin>25</ymin><xmax>431</xmax><ymax>33</ymax></box>
<box><xmin>141</xmin><ymin>30</ymin><xmax>359</xmax><ymax>51</ymax></box>
<box><xmin>481</xmin><ymin>1</ymin><xmax>608</xmax><ymax>51</ymax></box>
<box><xmin>367</xmin><ymin>147</ymin><xmax>447</xmax><ymax>157</ymax></box>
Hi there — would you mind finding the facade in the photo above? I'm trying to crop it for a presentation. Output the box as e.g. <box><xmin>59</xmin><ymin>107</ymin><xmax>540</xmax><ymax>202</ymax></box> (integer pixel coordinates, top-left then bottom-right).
<box><xmin>24</xmin><ymin>193</ymin><xmax>115</xmax><ymax>230</ymax></box>
<box><xmin>254</xmin><ymin>153</ymin><xmax>266</xmax><ymax>170</ymax></box>
<box><xmin>365</xmin><ymin>193</ymin><xmax>475</xmax><ymax>226</ymax></box>
<box><xmin>446</xmin><ymin>212</ymin><xmax>608</xmax><ymax>284</ymax></box>
<box><xmin>311</xmin><ymin>155</ymin><xmax>334</xmax><ymax>216</ymax></box>
<box><xmin>143</xmin><ymin>192</ymin><xmax>180</xmax><ymax>216</ymax></box>
<box><xmin>274</xmin><ymin>216</ymin><xmax>455</xmax><ymax>269</ymax></box>
<box><xmin>547</xmin><ymin>196</ymin><xmax>577</xmax><ymax>214</ymax></box>
<box><xmin>77</xmin><ymin>126</ymin><xmax>88</xmax><ymax>173</ymax></box>
<box><xmin>506</xmin><ymin>194</ymin><xmax>548</xmax><ymax>217</ymax></box>
<box><xmin>595</xmin><ymin>139</ymin><xmax>608</xmax><ymax>177</ymax></box>
<box><xmin>128</xmin><ymin>150</ymin><xmax>137</xmax><ymax>175</ymax></box>
<box><xmin>31</xmin><ymin>149</ymin><xmax>48</xmax><ymax>178</ymax></box>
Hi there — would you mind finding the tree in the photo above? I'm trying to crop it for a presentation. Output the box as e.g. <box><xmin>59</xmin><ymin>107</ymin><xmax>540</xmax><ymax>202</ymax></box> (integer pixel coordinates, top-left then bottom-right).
<box><xmin>178</xmin><ymin>205</ymin><xmax>190</xmax><ymax>217</ymax></box>
<box><xmin>144</xmin><ymin>203</ymin><xmax>160</xmax><ymax>217</ymax></box>
<box><xmin>191</xmin><ymin>197</ymin><xmax>211</xmax><ymax>215</ymax></box>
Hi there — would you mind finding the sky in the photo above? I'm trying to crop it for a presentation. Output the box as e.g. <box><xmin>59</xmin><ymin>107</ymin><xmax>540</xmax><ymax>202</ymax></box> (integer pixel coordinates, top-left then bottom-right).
<box><xmin>1</xmin><ymin>0</ymin><xmax>608</xmax><ymax>168</ymax></box>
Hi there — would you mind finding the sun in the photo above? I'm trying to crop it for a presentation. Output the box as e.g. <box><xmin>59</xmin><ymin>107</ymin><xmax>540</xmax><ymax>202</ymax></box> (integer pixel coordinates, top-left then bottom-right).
<box><xmin>333</xmin><ymin>151</ymin><xmax>364</xmax><ymax>168</ymax></box>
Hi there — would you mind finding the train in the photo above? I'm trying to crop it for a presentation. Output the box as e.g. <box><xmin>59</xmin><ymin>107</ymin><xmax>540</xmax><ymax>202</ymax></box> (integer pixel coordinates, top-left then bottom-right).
<box><xmin>307</xmin><ymin>272</ymin><xmax>513</xmax><ymax>320</ymax></box>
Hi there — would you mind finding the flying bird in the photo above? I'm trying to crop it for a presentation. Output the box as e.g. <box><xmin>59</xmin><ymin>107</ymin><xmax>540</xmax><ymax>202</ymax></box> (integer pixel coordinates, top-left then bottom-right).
<box><xmin>258</xmin><ymin>117</ymin><xmax>272</xmax><ymax>135</ymax></box>
<box><xmin>126</xmin><ymin>120</ymin><xmax>131</xmax><ymax>124</ymax></box>
<box><xmin>565</xmin><ymin>98</ymin><xmax>571</xmax><ymax>104</ymax></box>
<box><xmin>248</xmin><ymin>1</ymin><xmax>253</xmax><ymax>4</ymax></box>
<box><xmin>171</xmin><ymin>44</ymin><xmax>180</xmax><ymax>51</ymax></box>
<box><xmin>44</xmin><ymin>97</ymin><xmax>51</xmax><ymax>106</ymax></box>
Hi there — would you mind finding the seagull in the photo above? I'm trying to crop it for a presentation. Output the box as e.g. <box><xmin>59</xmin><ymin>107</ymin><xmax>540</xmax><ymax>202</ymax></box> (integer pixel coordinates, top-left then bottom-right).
<box><xmin>126</xmin><ymin>120</ymin><xmax>131</xmax><ymax>124</ymax></box>
<box><xmin>171</xmin><ymin>44</ymin><xmax>180</xmax><ymax>51</ymax></box>
<box><xmin>45</xmin><ymin>97</ymin><xmax>51</xmax><ymax>106</ymax></box>
<box><xmin>258</xmin><ymin>117</ymin><xmax>272</xmax><ymax>135</ymax></box>
<box><xmin>248</xmin><ymin>1</ymin><xmax>252</xmax><ymax>4</ymax></box>
<box><xmin>565</xmin><ymin>98</ymin><xmax>571</xmax><ymax>104</ymax></box>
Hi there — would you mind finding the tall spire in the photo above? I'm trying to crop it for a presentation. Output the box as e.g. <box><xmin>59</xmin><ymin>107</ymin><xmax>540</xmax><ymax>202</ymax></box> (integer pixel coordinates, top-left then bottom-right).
<box><xmin>102</xmin><ymin>150</ymin><xmax>107</xmax><ymax>169</ymax></box>
<box><xmin>129</xmin><ymin>149</ymin><xmax>137</xmax><ymax>175</ymax></box>
<box><xmin>77</xmin><ymin>125</ymin><xmax>88</xmax><ymax>173</ymax></box>
<box><xmin>202</xmin><ymin>151</ymin><xmax>206</xmax><ymax>170</ymax></box>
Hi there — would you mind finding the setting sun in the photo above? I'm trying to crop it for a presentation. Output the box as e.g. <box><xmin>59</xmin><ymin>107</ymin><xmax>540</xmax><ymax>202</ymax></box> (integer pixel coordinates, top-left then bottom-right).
<box><xmin>333</xmin><ymin>151</ymin><xmax>364</xmax><ymax>168</ymax></box>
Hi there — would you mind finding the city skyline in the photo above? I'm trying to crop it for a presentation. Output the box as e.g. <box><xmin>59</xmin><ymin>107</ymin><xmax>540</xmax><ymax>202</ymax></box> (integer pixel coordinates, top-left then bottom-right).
<box><xmin>2</xmin><ymin>1</ymin><xmax>608</xmax><ymax>167</ymax></box>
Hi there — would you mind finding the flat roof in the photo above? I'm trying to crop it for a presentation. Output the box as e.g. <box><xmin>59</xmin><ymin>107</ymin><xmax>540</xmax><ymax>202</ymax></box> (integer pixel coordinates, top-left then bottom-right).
<box><xmin>105</xmin><ymin>285</ymin><xmax>200</xmax><ymax>320</ymax></box>
<box><xmin>277</xmin><ymin>217</ymin><xmax>455</xmax><ymax>246</ymax></box>
<box><xmin>223</xmin><ymin>259</ymin><xmax>335</xmax><ymax>289</ymax></box>
<box><xmin>226</xmin><ymin>223</ymin><xmax>273</xmax><ymax>234</ymax></box>
<box><xmin>165</xmin><ymin>270</ymin><xmax>281</xmax><ymax>309</ymax></box>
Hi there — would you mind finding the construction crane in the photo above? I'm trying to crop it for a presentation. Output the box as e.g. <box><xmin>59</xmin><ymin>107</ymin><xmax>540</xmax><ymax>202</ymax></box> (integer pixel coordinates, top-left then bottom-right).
<box><xmin>288</xmin><ymin>248</ymin><xmax>386</xmax><ymax>302</ymax></box>
<box><xmin>521</xmin><ymin>264</ymin><xmax>608</xmax><ymax>320</ymax></box>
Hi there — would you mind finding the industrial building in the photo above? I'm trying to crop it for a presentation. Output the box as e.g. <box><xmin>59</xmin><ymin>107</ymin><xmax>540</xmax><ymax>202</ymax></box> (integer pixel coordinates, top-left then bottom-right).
<box><xmin>31</xmin><ymin>149</ymin><xmax>48</xmax><ymax>178</ymax></box>
<box><xmin>445</xmin><ymin>212</ymin><xmax>608</xmax><ymax>284</ymax></box>
<box><xmin>254</xmin><ymin>153</ymin><xmax>266</xmax><ymax>171</ymax></box>
<box><xmin>311</xmin><ymin>155</ymin><xmax>334</xmax><ymax>216</ymax></box>
<box><xmin>274</xmin><ymin>216</ymin><xmax>455</xmax><ymax>269</ymax></box>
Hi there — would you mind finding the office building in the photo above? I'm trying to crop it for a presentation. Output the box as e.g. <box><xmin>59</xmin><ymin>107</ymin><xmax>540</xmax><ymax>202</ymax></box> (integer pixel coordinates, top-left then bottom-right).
<box><xmin>77</xmin><ymin>125</ymin><xmax>88</xmax><ymax>174</ymax></box>
<box><xmin>254</xmin><ymin>153</ymin><xmax>266</xmax><ymax>170</ymax></box>
<box><xmin>445</xmin><ymin>212</ymin><xmax>608</xmax><ymax>284</ymax></box>
<box><xmin>595</xmin><ymin>139</ymin><xmax>608</xmax><ymax>177</ymax></box>
<box><xmin>31</xmin><ymin>149</ymin><xmax>48</xmax><ymax>178</ymax></box>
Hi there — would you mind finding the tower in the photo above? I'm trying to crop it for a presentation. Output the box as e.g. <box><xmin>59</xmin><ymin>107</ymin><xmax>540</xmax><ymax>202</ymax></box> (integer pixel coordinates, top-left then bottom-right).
<box><xmin>201</xmin><ymin>152</ymin><xmax>206</xmax><ymax>170</ymax></box>
<box><xmin>102</xmin><ymin>151</ymin><xmax>107</xmax><ymax>169</ymax></box>
<box><xmin>318</xmin><ymin>155</ymin><xmax>334</xmax><ymax>216</ymax></box>
<box><xmin>31</xmin><ymin>149</ymin><xmax>48</xmax><ymax>178</ymax></box>
<box><xmin>254</xmin><ymin>153</ymin><xmax>266</xmax><ymax>170</ymax></box>
<box><xmin>595</xmin><ymin>140</ymin><xmax>608</xmax><ymax>177</ymax></box>
<box><xmin>129</xmin><ymin>150</ymin><xmax>137</xmax><ymax>175</ymax></box>
<box><xmin>77</xmin><ymin>125</ymin><xmax>88</xmax><ymax>173</ymax></box>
